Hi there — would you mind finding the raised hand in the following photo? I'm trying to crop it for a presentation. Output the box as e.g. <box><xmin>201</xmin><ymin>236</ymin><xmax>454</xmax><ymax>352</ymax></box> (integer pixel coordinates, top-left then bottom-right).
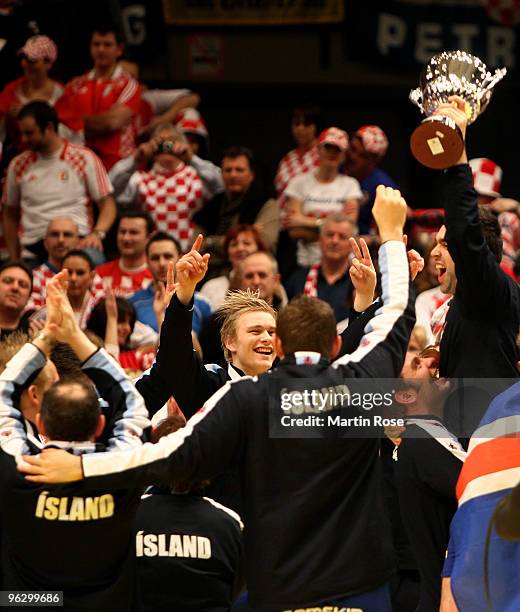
<box><xmin>435</xmin><ymin>95</ymin><xmax>468</xmax><ymax>139</ymax></box>
<box><xmin>45</xmin><ymin>270</ymin><xmax>80</xmax><ymax>343</ymax></box>
<box><xmin>349</xmin><ymin>237</ymin><xmax>377</xmax><ymax>312</ymax></box>
<box><xmin>153</xmin><ymin>261</ymin><xmax>179</xmax><ymax>327</ymax></box>
<box><xmin>402</xmin><ymin>234</ymin><xmax>425</xmax><ymax>281</ymax></box>
<box><xmin>407</xmin><ymin>249</ymin><xmax>424</xmax><ymax>281</ymax></box>
<box><xmin>372</xmin><ymin>185</ymin><xmax>408</xmax><ymax>243</ymax></box>
<box><xmin>175</xmin><ymin>234</ymin><xmax>210</xmax><ymax>305</ymax></box>
<box><xmin>105</xmin><ymin>287</ymin><xmax>118</xmax><ymax>321</ymax></box>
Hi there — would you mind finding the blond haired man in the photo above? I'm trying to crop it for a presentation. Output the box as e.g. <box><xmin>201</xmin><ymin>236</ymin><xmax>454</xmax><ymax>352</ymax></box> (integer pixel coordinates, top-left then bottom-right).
<box><xmin>163</xmin><ymin>234</ymin><xmax>276</xmax><ymax>420</ymax></box>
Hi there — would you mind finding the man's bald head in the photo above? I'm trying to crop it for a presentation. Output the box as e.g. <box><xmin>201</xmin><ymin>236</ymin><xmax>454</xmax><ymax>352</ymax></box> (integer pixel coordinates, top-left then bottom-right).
<box><xmin>44</xmin><ymin>218</ymin><xmax>80</xmax><ymax>268</ymax></box>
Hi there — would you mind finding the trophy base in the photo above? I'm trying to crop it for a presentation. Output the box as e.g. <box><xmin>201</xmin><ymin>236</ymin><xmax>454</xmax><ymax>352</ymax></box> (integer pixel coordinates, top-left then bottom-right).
<box><xmin>410</xmin><ymin>115</ymin><xmax>464</xmax><ymax>170</ymax></box>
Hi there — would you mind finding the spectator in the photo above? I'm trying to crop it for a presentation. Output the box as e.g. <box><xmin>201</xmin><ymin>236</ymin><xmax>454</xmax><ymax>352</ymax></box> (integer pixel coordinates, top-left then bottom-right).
<box><xmin>0</xmin><ymin>35</ymin><xmax>62</xmax><ymax>164</ymax></box>
<box><xmin>130</xmin><ymin>231</ymin><xmax>212</xmax><ymax>335</ymax></box>
<box><xmin>284</xmin><ymin>213</ymin><xmax>355</xmax><ymax>323</ymax></box>
<box><xmin>274</xmin><ymin>105</ymin><xmax>321</xmax><ymax>281</ymax></box>
<box><xmin>27</xmin><ymin>218</ymin><xmax>105</xmax><ymax>310</ymax></box>
<box><xmin>192</xmin><ymin>145</ymin><xmax>279</xmax><ymax>260</ymax></box>
<box><xmin>95</xmin><ymin>211</ymin><xmax>154</xmax><ymax>297</ymax></box>
<box><xmin>285</xmin><ymin>127</ymin><xmax>362</xmax><ymax>267</ymax></box>
<box><xmin>344</xmin><ymin>124</ymin><xmax>398</xmax><ymax>237</ymax></box>
<box><xmin>118</xmin><ymin>59</ymin><xmax>200</xmax><ymax>139</ymax></box>
<box><xmin>134</xmin><ymin>415</ymin><xmax>243</xmax><ymax>612</ymax></box>
<box><xmin>87</xmin><ymin>295</ymin><xmax>156</xmax><ymax>375</ymax></box>
<box><xmin>274</xmin><ymin>104</ymin><xmax>320</xmax><ymax>199</ymax></box>
<box><xmin>110</xmin><ymin>124</ymin><xmax>208</xmax><ymax>253</ymax></box>
<box><xmin>0</xmin><ymin>261</ymin><xmax>33</xmax><ymax>340</ymax></box>
<box><xmin>469</xmin><ymin>157</ymin><xmax>520</xmax><ymax>280</ymax></box>
<box><xmin>55</xmin><ymin>23</ymin><xmax>141</xmax><ymax>170</ymax></box>
<box><xmin>175</xmin><ymin>107</ymin><xmax>209</xmax><ymax>159</ymax></box>
<box><xmin>59</xmin><ymin>250</ymin><xmax>100</xmax><ymax>329</ymax></box>
<box><xmin>414</xmin><ymin>251</ymin><xmax>451</xmax><ymax>345</ymax></box>
<box><xmin>2</xmin><ymin>101</ymin><xmax>116</xmax><ymax>262</ymax></box>
<box><xmin>238</xmin><ymin>251</ymin><xmax>287</xmax><ymax>309</ymax></box>
<box><xmin>199</xmin><ymin>224</ymin><xmax>266</xmax><ymax>309</ymax></box>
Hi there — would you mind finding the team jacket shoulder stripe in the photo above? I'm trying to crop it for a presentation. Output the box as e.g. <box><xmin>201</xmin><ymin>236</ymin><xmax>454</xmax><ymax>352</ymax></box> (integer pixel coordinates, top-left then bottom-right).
<box><xmin>83</xmin><ymin>349</ymin><xmax>150</xmax><ymax>450</ymax></box>
<box><xmin>82</xmin><ymin>381</ymin><xmax>236</xmax><ymax>478</ymax></box>
<box><xmin>458</xmin><ymin>466</ymin><xmax>520</xmax><ymax>507</ymax></box>
<box><xmin>0</xmin><ymin>344</ymin><xmax>46</xmax><ymax>457</ymax></box>
<box><xmin>202</xmin><ymin>496</ymin><xmax>244</xmax><ymax>530</ymax></box>
<box><xmin>456</xmin><ymin>437</ymin><xmax>520</xmax><ymax>501</ymax></box>
<box><xmin>332</xmin><ymin>241</ymin><xmax>409</xmax><ymax>367</ymax></box>
<box><xmin>467</xmin><ymin>415</ymin><xmax>520</xmax><ymax>454</ymax></box>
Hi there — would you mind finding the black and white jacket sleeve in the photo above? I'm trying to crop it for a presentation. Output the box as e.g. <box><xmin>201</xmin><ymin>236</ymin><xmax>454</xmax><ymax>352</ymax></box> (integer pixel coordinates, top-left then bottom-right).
<box><xmin>81</xmin><ymin>380</ymin><xmax>246</xmax><ymax>491</ymax></box>
<box><xmin>81</xmin><ymin>348</ymin><xmax>150</xmax><ymax>450</ymax></box>
<box><xmin>0</xmin><ymin>343</ymin><xmax>45</xmax><ymax>458</ymax></box>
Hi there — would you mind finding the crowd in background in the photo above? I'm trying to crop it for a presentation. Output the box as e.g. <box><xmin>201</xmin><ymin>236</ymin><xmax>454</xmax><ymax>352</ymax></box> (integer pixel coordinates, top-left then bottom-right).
<box><xmin>0</xmin><ymin>19</ymin><xmax>519</xmax><ymax>612</ymax></box>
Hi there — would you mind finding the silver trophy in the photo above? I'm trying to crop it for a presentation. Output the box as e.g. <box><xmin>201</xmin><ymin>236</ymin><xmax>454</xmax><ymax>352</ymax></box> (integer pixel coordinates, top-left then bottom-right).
<box><xmin>410</xmin><ymin>51</ymin><xmax>507</xmax><ymax>169</ymax></box>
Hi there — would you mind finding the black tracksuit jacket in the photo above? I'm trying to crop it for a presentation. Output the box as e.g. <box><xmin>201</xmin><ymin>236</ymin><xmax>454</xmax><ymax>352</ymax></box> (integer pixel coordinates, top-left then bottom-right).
<box><xmin>76</xmin><ymin>241</ymin><xmax>415</xmax><ymax>610</ymax></box>
<box><xmin>0</xmin><ymin>346</ymin><xmax>149</xmax><ymax>612</ymax></box>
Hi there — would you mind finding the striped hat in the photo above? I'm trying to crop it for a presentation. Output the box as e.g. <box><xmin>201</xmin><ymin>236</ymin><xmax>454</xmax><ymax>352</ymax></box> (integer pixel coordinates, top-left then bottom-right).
<box><xmin>469</xmin><ymin>158</ymin><xmax>502</xmax><ymax>199</ymax></box>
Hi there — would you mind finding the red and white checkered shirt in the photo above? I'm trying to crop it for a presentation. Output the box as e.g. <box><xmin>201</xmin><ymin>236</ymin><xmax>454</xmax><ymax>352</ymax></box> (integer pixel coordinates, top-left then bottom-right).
<box><xmin>2</xmin><ymin>141</ymin><xmax>112</xmax><ymax>246</ymax></box>
<box><xmin>27</xmin><ymin>262</ymin><xmax>105</xmax><ymax>310</ymax></box>
<box><xmin>274</xmin><ymin>146</ymin><xmax>320</xmax><ymax>199</ymax></box>
<box><xmin>96</xmin><ymin>258</ymin><xmax>152</xmax><ymax>298</ymax></box>
<box><xmin>130</xmin><ymin>163</ymin><xmax>204</xmax><ymax>253</ymax></box>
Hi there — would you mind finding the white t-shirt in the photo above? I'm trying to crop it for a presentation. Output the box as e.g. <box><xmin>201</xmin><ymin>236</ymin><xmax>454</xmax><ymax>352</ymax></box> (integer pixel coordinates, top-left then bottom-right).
<box><xmin>285</xmin><ymin>171</ymin><xmax>362</xmax><ymax>266</ymax></box>
<box><xmin>199</xmin><ymin>275</ymin><xmax>231</xmax><ymax>309</ymax></box>
<box><xmin>3</xmin><ymin>141</ymin><xmax>113</xmax><ymax>245</ymax></box>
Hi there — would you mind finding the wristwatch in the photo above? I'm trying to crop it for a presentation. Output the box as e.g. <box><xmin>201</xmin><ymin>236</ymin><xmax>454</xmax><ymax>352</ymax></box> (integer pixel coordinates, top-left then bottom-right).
<box><xmin>93</xmin><ymin>228</ymin><xmax>106</xmax><ymax>240</ymax></box>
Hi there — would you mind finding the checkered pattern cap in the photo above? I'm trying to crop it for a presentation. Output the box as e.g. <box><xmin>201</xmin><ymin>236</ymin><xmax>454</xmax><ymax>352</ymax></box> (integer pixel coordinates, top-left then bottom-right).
<box><xmin>469</xmin><ymin>158</ymin><xmax>502</xmax><ymax>198</ymax></box>
<box><xmin>482</xmin><ymin>0</ymin><xmax>520</xmax><ymax>27</ymax></box>
<box><xmin>175</xmin><ymin>108</ymin><xmax>208</xmax><ymax>139</ymax></box>
<box><xmin>318</xmin><ymin>127</ymin><xmax>349</xmax><ymax>151</ymax></box>
<box><xmin>356</xmin><ymin>125</ymin><xmax>388</xmax><ymax>157</ymax></box>
<box><xmin>18</xmin><ymin>35</ymin><xmax>58</xmax><ymax>63</ymax></box>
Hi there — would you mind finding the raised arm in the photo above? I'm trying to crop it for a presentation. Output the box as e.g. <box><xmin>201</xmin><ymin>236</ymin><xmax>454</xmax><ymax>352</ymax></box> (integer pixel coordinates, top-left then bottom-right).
<box><xmin>135</xmin><ymin>235</ymin><xmax>218</xmax><ymax>418</ymax></box>
<box><xmin>45</xmin><ymin>271</ymin><xmax>150</xmax><ymax>448</ymax></box>
<box><xmin>19</xmin><ymin>378</ymin><xmax>247</xmax><ymax>490</ymax></box>
<box><xmin>0</xmin><ymin>343</ymin><xmax>47</xmax><ymax>457</ymax></box>
<box><xmin>333</xmin><ymin>186</ymin><xmax>415</xmax><ymax>377</ymax></box>
<box><xmin>435</xmin><ymin>96</ymin><xmax>512</xmax><ymax>310</ymax></box>
<box><xmin>2</xmin><ymin>158</ymin><xmax>22</xmax><ymax>260</ymax></box>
